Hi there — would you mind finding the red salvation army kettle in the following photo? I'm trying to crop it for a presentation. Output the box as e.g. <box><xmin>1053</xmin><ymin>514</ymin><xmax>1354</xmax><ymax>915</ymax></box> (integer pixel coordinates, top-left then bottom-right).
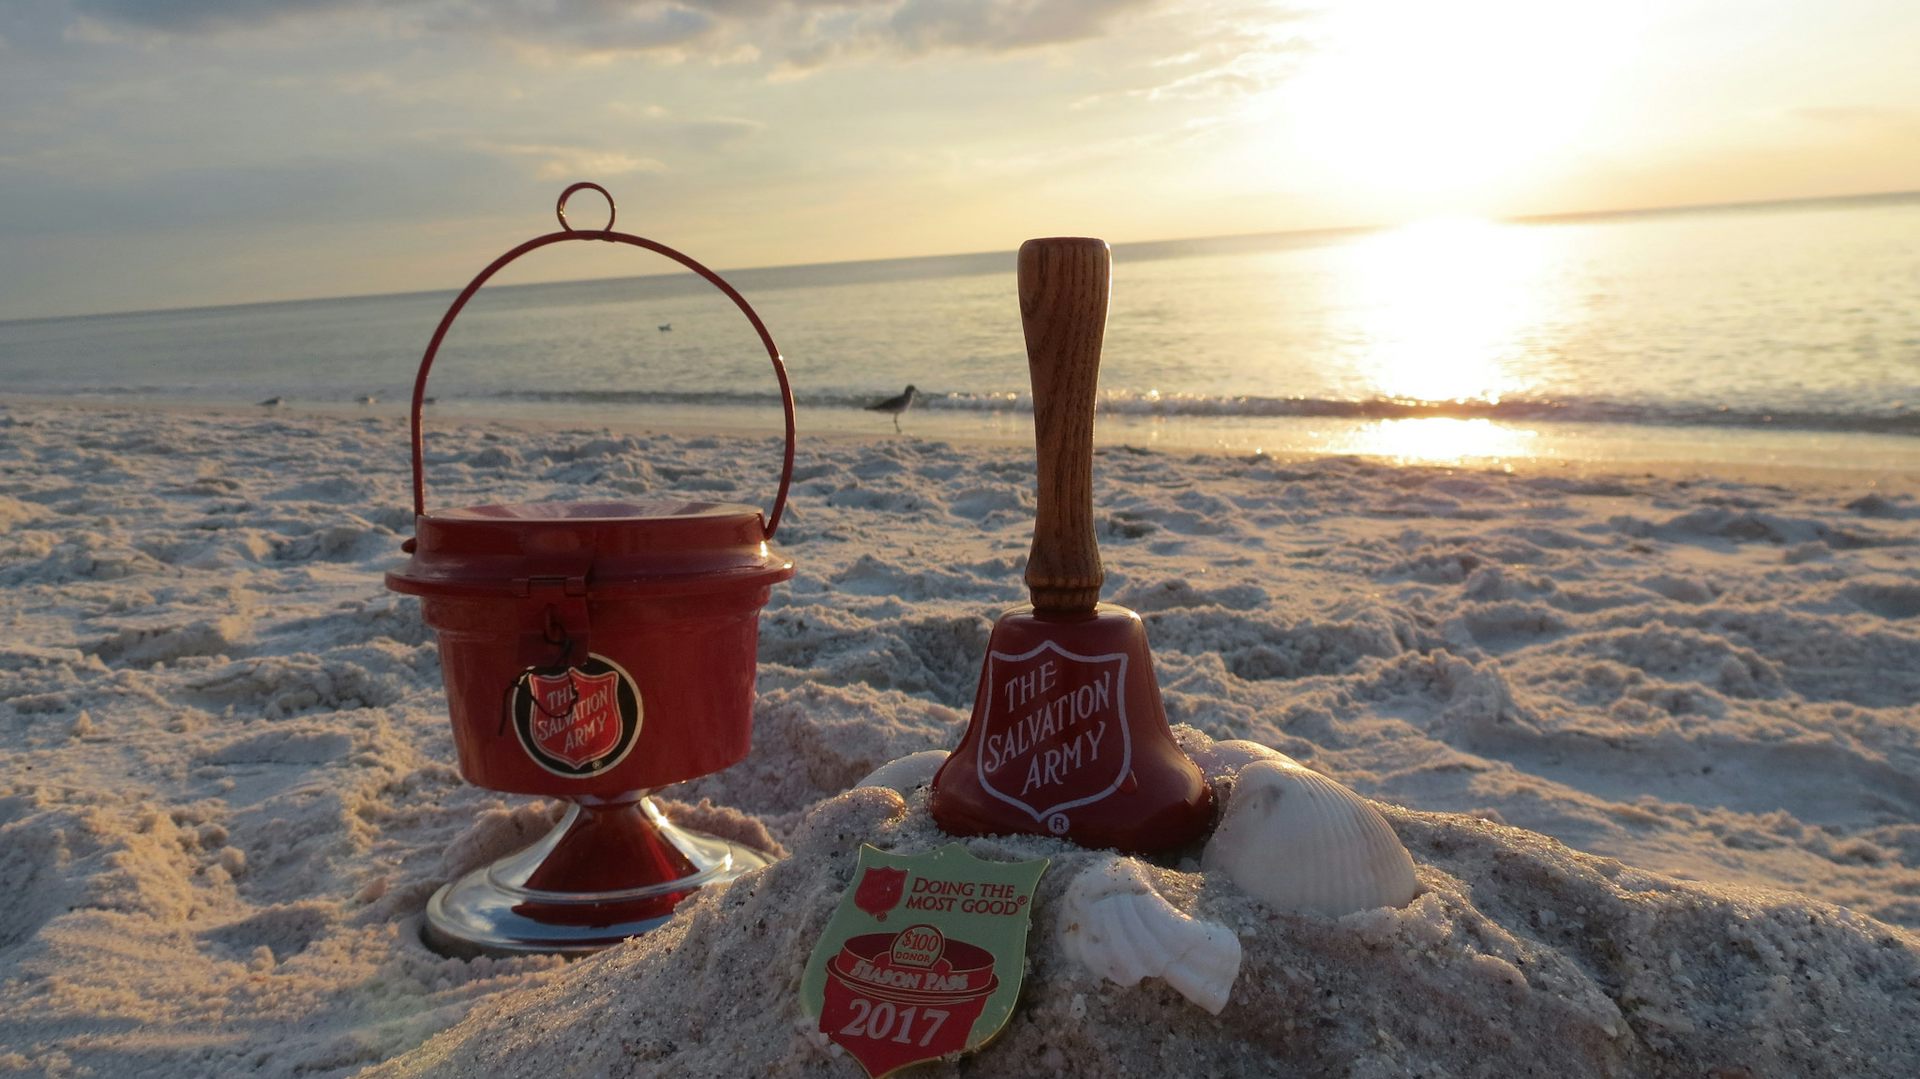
<box><xmin>386</xmin><ymin>183</ymin><xmax>795</xmax><ymax>957</ymax></box>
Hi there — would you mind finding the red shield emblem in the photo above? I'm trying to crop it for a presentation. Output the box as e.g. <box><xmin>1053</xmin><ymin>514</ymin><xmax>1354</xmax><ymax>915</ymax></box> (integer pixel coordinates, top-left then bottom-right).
<box><xmin>853</xmin><ymin>867</ymin><xmax>907</xmax><ymax>919</ymax></box>
<box><xmin>526</xmin><ymin>667</ymin><xmax>623</xmax><ymax>768</ymax></box>
<box><xmin>974</xmin><ymin>640</ymin><xmax>1132</xmax><ymax>834</ymax></box>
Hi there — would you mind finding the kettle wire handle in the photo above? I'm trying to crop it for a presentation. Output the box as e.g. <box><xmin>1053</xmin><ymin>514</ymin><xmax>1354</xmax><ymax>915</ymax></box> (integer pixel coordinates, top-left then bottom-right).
<box><xmin>407</xmin><ymin>182</ymin><xmax>796</xmax><ymax>538</ymax></box>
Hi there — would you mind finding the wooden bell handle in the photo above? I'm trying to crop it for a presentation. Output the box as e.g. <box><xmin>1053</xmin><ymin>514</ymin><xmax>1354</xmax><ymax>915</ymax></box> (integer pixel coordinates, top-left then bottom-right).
<box><xmin>1019</xmin><ymin>237</ymin><xmax>1110</xmax><ymax>613</ymax></box>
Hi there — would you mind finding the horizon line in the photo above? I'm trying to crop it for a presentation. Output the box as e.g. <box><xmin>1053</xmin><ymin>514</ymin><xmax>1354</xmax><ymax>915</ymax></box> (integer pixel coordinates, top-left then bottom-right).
<box><xmin>6</xmin><ymin>186</ymin><xmax>1917</xmax><ymax>327</ymax></box>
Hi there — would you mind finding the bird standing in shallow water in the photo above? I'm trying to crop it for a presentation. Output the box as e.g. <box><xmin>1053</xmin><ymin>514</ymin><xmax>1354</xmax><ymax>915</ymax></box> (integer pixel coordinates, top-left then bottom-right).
<box><xmin>867</xmin><ymin>384</ymin><xmax>919</xmax><ymax>433</ymax></box>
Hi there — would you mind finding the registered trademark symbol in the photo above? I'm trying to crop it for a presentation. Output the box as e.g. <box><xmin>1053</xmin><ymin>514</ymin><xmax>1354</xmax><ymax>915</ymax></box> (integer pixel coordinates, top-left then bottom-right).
<box><xmin>1046</xmin><ymin>813</ymin><xmax>1069</xmax><ymax>834</ymax></box>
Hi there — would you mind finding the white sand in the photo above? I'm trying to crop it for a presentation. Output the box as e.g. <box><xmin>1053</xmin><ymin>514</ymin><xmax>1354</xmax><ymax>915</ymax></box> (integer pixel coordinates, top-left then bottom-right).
<box><xmin>2</xmin><ymin>401</ymin><xmax>1917</xmax><ymax>1077</ymax></box>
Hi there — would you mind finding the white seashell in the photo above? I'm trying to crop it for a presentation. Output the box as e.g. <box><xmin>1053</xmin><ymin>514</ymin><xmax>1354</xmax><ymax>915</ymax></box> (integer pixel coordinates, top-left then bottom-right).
<box><xmin>1202</xmin><ymin>759</ymin><xmax>1419</xmax><ymax>918</ymax></box>
<box><xmin>1183</xmin><ymin>737</ymin><xmax>1302</xmax><ymax>781</ymax></box>
<box><xmin>853</xmin><ymin>750</ymin><xmax>948</xmax><ymax>794</ymax></box>
<box><xmin>1058</xmin><ymin>857</ymin><xmax>1242</xmax><ymax>1015</ymax></box>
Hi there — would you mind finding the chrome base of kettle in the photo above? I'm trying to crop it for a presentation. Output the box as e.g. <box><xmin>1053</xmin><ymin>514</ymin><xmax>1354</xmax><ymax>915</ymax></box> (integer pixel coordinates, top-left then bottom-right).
<box><xmin>420</xmin><ymin>794</ymin><xmax>774</xmax><ymax>959</ymax></box>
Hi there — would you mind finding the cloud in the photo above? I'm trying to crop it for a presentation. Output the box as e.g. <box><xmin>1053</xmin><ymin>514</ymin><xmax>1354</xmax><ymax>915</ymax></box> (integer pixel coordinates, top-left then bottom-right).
<box><xmin>1064</xmin><ymin>7</ymin><xmax>1312</xmax><ymax>110</ymax></box>
<box><xmin>50</xmin><ymin>0</ymin><xmax>1171</xmax><ymax>67</ymax></box>
<box><xmin>432</xmin><ymin>0</ymin><xmax>1162</xmax><ymax>67</ymax></box>
<box><xmin>70</xmin><ymin>0</ymin><xmax>370</xmax><ymax>33</ymax></box>
<box><xmin>431</xmin><ymin>1</ymin><xmax>721</xmax><ymax>57</ymax></box>
<box><xmin>885</xmin><ymin>0</ymin><xmax>1153</xmax><ymax>53</ymax></box>
<box><xmin>484</xmin><ymin>141</ymin><xmax>672</xmax><ymax>179</ymax></box>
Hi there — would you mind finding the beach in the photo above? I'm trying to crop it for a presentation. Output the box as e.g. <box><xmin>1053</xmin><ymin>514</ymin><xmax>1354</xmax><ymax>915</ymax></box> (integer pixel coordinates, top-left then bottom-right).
<box><xmin>2</xmin><ymin>400</ymin><xmax>1918</xmax><ymax>1077</ymax></box>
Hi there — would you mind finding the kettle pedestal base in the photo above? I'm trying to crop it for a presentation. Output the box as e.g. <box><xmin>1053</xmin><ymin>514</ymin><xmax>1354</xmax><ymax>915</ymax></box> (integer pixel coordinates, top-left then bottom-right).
<box><xmin>421</xmin><ymin>794</ymin><xmax>771</xmax><ymax>959</ymax></box>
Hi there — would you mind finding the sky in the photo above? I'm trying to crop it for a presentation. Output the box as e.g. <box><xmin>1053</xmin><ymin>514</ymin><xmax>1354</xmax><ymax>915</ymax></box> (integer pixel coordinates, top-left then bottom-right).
<box><xmin>2</xmin><ymin>0</ymin><xmax>1917</xmax><ymax>320</ymax></box>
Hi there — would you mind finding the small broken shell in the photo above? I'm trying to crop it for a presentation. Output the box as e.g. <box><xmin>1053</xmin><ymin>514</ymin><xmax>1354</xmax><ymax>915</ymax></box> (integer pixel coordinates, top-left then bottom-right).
<box><xmin>1201</xmin><ymin>759</ymin><xmax>1418</xmax><ymax>917</ymax></box>
<box><xmin>1058</xmin><ymin>857</ymin><xmax>1242</xmax><ymax>1015</ymax></box>
<box><xmin>853</xmin><ymin>750</ymin><xmax>948</xmax><ymax>795</ymax></box>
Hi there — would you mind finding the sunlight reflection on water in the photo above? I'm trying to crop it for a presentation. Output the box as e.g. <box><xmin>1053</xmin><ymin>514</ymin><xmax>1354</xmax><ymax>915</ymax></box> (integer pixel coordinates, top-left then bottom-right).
<box><xmin>1326</xmin><ymin>416</ymin><xmax>1540</xmax><ymax>464</ymax></box>
<box><xmin>1331</xmin><ymin>217</ymin><xmax>1553</xmax><ymax>407</ymax></box>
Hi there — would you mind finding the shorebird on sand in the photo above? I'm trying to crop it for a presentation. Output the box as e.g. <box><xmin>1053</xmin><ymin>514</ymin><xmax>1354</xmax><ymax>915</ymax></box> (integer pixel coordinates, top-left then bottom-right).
<box><xmin>257</xmin><ymin>396</ymin><xmax>284</xmax><ymax>408</ymax></box>
<box><xmin>658</xmin><ymin>323</ymin><xmax>672</xmax><ymax>332</ymax></box>
<box><xmin>867</xmin><ymin>385</ymin><xmax>919</xmax><ymax>433</ymax></box>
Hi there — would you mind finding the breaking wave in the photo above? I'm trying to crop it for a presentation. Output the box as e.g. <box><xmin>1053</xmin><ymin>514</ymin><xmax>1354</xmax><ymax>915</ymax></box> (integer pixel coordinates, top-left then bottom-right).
<box><xmin>490</xmin><ymin>388</ymin><xmax>1920</xmax><ymax>437</ymax></box>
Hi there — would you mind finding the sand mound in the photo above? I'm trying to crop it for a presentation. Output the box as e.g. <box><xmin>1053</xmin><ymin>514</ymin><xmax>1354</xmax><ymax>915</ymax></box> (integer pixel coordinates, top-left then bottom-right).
<box><xmin>372</xmin><ymin>748</ymin><xmax>1920</xmax><ymax>1078</ymax></box>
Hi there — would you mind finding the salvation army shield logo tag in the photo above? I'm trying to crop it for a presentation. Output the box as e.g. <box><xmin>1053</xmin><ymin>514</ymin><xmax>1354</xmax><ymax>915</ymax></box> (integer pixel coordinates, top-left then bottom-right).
<box><xmin>973</xmin><ymin>639</ymin><xmax>1132</xmax><ymax>836</ymax></box>
<box><xmin>509</xmin><ymin>653</ymin><xmax>642</xmax><ymax>777</ymax></box>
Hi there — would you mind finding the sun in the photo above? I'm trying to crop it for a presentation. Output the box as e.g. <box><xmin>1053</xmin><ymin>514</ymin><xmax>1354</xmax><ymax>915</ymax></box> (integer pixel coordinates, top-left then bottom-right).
<box><xmin>1269</xmin><ymin>1</ymin><xmax>1644</xmax><ymax>215</ymax></box>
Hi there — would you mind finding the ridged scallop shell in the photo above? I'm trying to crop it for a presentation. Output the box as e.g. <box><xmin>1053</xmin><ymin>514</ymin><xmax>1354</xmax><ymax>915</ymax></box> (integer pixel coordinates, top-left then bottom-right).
<box><xmin>1201</xmin><ymin>759</ymin><xmax>1419</xmax><ymax>917</ymax></box>
<box><xmin>1058</xmin><ymin>857</ymin><xmax>1242</xmax><ymax>1015</ymax></box>
<box><xmin>853</xmin><ymin>750</ymin><xmax>948</xmax><ymax>794</ymax></box>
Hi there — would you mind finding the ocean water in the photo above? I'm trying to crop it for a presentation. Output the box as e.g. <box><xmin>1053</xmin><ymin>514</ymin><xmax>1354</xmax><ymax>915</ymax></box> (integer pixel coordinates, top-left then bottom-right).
<box><xmin>3</xmin><ymin>193</ymin><xmax>1918</xmax><ymax>471</ymax></box>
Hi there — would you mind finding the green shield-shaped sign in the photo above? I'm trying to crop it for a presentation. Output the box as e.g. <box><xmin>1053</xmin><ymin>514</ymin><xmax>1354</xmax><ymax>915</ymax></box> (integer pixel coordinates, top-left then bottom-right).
<box><xmin>802</xmin><ymin>844</ymin><xmax>1049</xmax><ymax>1077</ymax></box>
